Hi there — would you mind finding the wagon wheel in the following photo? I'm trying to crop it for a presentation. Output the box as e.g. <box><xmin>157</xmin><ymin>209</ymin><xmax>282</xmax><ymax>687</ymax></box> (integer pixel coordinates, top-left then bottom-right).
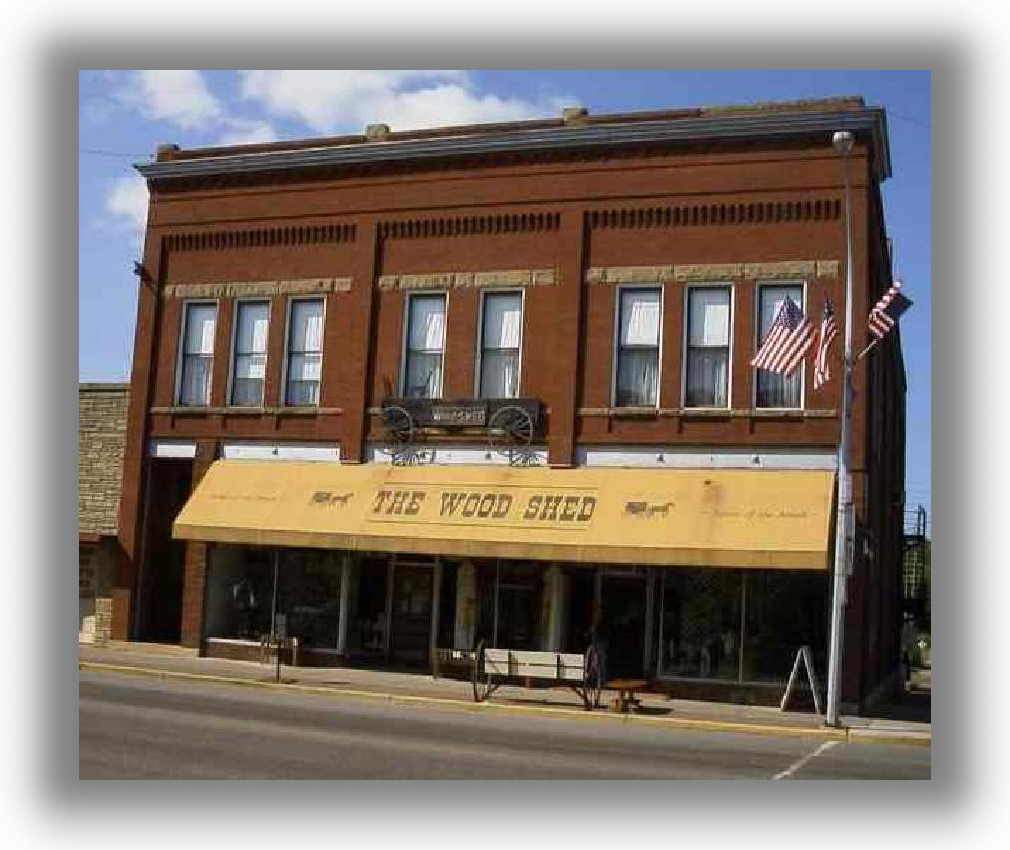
<box><xmin>584</xmin><ymin>643</ymin><xmax>602</xmax><ymax>710</ymax></box>
<box><xmin>381</xmin><ymin>405</ymin><xmax>416</xmax><ymax>463</ymax></box>
<box><xmin>487</xmin><ymin>405</ymin><xmax>534</xmax><ymax>460</ymax></box>
<box><xmin>471</xmin><ymin>639</ymin><xmax>490</xmax><ymax>703</ymax></box>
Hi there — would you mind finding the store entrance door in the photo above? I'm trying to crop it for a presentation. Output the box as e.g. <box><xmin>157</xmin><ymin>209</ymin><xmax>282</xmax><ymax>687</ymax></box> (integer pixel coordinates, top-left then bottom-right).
<box><xmin>390</xmin><ymin>563</ymin><xmax>433</xmax><ymax>667</ymax></box>
<box><xmin>599</xmin><ymin>574</ymin><xmax>647</xmax><ymax>681</ymax></box>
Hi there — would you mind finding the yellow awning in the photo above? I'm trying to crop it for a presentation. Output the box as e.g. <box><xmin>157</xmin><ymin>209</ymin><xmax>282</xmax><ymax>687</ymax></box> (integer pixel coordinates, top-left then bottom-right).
<box><xmin>173</xmin><ymin>461</ymin><xmax>835</xmax><ymax>570</ymax></box>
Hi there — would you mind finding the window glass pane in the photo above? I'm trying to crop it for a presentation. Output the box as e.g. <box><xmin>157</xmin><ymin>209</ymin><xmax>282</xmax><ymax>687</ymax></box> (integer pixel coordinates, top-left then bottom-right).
<box><xmin>480</xmin><ymin>350</ymin><xmax>520</xmax><ymax>398</ymax></box>
<box><xmin>235</xmin><ymin>301</ymin><xmax>269</xmax><ymax>353</ymax></box>
<box><xmin>617</xmin><ymin>349</ymin><xmax>659</xmax><ymax>406</ymax></box>
<box><xmin>482</xmin><ymin>292</ymin><xmax>522</xmax><ymax>349</ymax></box>
<box><xmin>659</xmin><ymin>570</ymin><xmax>742</xmax><ymax>680</ymax></box>
<box><xmin>184</xmin><ymin>303</ymin><xmax>216</xmax><ymax>354</ymax></box>
<box><xmin>685</xmin><ymin>348</ymin><xmax>728</xmax><ymax>407</ymax></box>
<box><xmin>758</xmin><ymin>286</ymin><xmax>800</xmax><ymax>338</ymax></box>
<box><xmin>289</xmin><ymin>299</ymin><xmax>324</xmax><ymax>352</ymax></box>
<box><xmin>619</xmin><ymin>289</ymin><xmax>661</xmax><ymax>346</ymax></box>
<box><xmin>408</xmin><ymin>295</ymin><xmax>446</xmax><ymax>351</ymax></box>
<box><xmin>688</xmin><ymin>288</ymin><xmax>729</xmax><ymax>347</ymax></box>
<box><xmin>180</xmin><ymin>355</ymin><xmax>212</xmax><ymax>406</ymax></box>
<box><xmin>756</xmin><ymin>286</ymin><xmax>802</xmax><ymax>408</ymax></box>
<box><xmin>405</xmin><ymin>351</ymin><xmax>442</xmax><ymax>398</ymax></box>
<box><xmin>742</xmin><ymin>571</ymin><xmax>828</xmax><ymax>683</ymax></box>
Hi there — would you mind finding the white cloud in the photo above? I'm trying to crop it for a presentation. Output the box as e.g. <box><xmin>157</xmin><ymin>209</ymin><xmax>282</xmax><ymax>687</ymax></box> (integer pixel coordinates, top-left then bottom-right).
<box><xmin>104</xmin><ymin>173</ymin><xmax>149</xmax><ymax>232</ymax></box>
<box><xmin>215</xmin><ymin>118</ymin><xmax>278</xmax><ymax>147</ymax></box>
<box><xmin>239</xmin><ymin>70</ymin><xmax>571</xmax><ymax>133</ymax></box>
<box><xmin>116</xmin><ymin>70</ymin><xmax>222</xmax><ymax>129</ymax></box>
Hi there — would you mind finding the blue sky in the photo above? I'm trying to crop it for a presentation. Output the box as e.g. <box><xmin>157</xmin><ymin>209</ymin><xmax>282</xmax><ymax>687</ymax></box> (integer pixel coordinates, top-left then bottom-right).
<box><xmin>79</xmin><ymin>70</ymin><xmax>930</xmax><ymax>519</ymax></box>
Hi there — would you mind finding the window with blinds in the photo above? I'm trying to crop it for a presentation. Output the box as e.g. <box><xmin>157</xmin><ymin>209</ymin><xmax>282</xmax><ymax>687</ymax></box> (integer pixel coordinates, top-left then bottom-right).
<box><xmin>684</xmin><ymin>287</ymin><xmax>730</xmax><ymax>408</ymax></box>
<box><xmin>178</xmin><ymin>302</ymin><xmax>217</xmax><ymax>406</ymax></box>
<box><xmin>755</xmin><ymin>284</ymin><xmax>803</xmax><ymax>408</ymax></box>
<box><xmin>403</xmin><ymin>294</ymin><xmax>446</xmax><ymax>399</ymax></box>
<box><xmin>230</xmin><ymin>301</ymin><xmax>269</xmax><ymax>407</ymax></box>
<box><xmin>479</xmin><ymin>291</ymin><xmax>522</xmax><ymax>398</ymax></box>
<box><xmin>615</xmin><ymin>287</ymin><xmax>661</xmax><ymax>407</ymax></box>
<box><xmin>284</xmin><ymin>298</ymin><xmax>324</xmax><ymax>406</ymax></box>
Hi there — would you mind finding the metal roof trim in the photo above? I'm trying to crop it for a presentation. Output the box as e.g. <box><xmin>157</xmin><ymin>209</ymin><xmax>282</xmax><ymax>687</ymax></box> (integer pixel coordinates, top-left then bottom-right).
<box><xmin>136</xmin><ymin>107</ymin><xmax>891</xmax><ymax>183</ymax></box>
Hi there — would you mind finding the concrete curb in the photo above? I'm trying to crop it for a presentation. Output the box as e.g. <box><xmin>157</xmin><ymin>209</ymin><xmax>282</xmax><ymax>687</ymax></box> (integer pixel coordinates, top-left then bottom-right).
<box><xmin>80</xmin><ymin>661</ymin><xmax>930</xmax><ymax>747</ymax></box>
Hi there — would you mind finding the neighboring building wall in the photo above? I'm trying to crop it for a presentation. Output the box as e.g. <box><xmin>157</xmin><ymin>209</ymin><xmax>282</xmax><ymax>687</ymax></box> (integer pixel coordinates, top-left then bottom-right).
<box><xmin>79</xmin><ymin>383</ymin><xmax>129</xmax><ymax>643</ymax></box>
<box><xmin>79</xmin><ymin>384</ymin><xmax>129</xmax><ymax>535</ymax></box>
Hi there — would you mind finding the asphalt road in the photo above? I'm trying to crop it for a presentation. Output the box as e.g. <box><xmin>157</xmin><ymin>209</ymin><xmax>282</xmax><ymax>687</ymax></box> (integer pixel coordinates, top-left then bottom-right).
<box><xmin>79</xmin><ymin>670</ymin><xmax>930</xmax><ymax>779</ymax></box>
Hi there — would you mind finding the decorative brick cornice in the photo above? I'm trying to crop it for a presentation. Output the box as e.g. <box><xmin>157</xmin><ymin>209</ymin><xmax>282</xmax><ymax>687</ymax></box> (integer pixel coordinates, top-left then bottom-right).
<box><xmin>378</xmin><ymin>267</ymin><xmax>557</xmax><ymax>291</ymax></box>
<box><xmin>165</xmin><ymin>223</ymin><xmax>355</xmax><ymax>252</ymax></box>
<box><xmin>587</xmin><ymin>198</ymin><xmax>841</xmax><ymax>230</ymax></box>
<box><xmin>585</xmin><ymin>260</ymin><xmax>841</xmax><ymax>285</ymax></box>
<box><xmin>577</xmin><ymin>407</ymin><xmax>838</xmax><ymax>418</ymax></box>
<box><xmin>379</xmin><ymin>211</ymin><xmax>560</xmax><ymax>240</ymax></box>
<box><xmin>162</xmin><ymin>278</ymin><xmax>352</xmax><ymax>299</ymax></box>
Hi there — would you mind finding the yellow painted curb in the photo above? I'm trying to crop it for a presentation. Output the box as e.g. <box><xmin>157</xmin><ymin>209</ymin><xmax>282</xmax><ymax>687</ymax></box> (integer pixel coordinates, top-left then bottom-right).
<box><xmin>79</xmin><ymin>662</ymin><xmax>924</xmax><ymax>746</ymax></box>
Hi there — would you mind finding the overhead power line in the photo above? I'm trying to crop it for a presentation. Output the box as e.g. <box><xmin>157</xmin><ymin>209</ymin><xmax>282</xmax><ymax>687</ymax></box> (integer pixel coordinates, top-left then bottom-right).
<box><xmin>79</xmin><ymin>148</ymin><xmax>152</xmax><ymax>159</ymax></box>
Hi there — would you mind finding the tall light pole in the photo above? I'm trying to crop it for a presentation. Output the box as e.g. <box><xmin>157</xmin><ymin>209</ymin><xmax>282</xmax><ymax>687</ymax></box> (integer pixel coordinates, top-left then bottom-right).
<box><xmin>825</xmin><ymin>130</ymin><xmax>856</xmax><ymax>727</ymax></box>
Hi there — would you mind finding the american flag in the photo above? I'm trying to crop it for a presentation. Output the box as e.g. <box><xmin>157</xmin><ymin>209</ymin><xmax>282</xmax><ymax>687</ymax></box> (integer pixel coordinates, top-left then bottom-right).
<box><xmin>813</xmin><ymin>296</ymin><xmax>838</xmax><ymax>390</ymax></box>
<box><xmin>868</xmin><ymin>279</ymin><xmax>913</xmax><ymax>340</ymax></box>
<box><xmin>750</xmin><ymin>295</ymin><xmax>815</xmax><ymax>377</ymax></box>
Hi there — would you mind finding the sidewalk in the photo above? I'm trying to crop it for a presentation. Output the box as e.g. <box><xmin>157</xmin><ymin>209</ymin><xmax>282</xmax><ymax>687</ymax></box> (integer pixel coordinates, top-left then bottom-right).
<box><xmin>78</xmin><ymin>642</ymin><xmax>930</xmax><ymax>747</ymax></box>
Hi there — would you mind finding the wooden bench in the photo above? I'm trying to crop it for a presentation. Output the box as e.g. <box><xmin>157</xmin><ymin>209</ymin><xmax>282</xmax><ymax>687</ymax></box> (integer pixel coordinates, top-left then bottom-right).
<box><xmin>471</xmin><ymin>640</ymin><xmax>601</xmax><ymax>710</ymax></box>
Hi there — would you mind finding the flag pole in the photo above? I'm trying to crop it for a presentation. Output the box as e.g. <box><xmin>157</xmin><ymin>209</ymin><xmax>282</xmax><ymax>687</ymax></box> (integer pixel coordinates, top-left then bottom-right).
<box><xmin>825</xmin><ymin>130</ymin><xmax>856</xmax><ymax>728</ymax></box>
<box><xmin>856</xmin><ymin>338</ymin><xmax>880</xmax><ymax>361</ymax></box>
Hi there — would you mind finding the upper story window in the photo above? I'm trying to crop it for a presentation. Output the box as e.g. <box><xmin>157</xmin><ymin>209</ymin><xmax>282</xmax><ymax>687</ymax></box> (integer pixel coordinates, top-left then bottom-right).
<box><xmin>230</xmin><ymin>300</ymin><xmax>269</xmax><ymax>407</ymax></box>
<box><xmin>478</xmin><ymin>291</ymin><xmax>522</xmax><ymax>398</ymax></box>
<box><xmin>403</xmin><ymin>293</ymin><xmax>446</xmax><ymax>399</ymax></box>
<box><xmin>177</xmin><ymin>302</ymin><xmax>217</xmax><ymax>406</ymax></box>
<box><xmin>684</xmin><ymin>286</ymin><xmax>730</xmax><ymax>408</ymax></box>
<box><xmin>755</xmin><ymin>284</ymin><xmax>803</xmax><ymax>408</ymax></box>
<box><xmin>615</xmin><ymin>287</ymin><xmax>661</xmax><ymax>407</ymax></box>
<box><xmin>284</xmin><ymin>298</ymin><xmax>324</xmax><ymax>406</ymax></box>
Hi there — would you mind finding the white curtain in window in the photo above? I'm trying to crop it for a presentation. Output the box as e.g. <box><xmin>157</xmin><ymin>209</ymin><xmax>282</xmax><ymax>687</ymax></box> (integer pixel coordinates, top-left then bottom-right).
<box><xmin>236</xmin><ymin>302</ymin><xmax>269</xmax><ymax>354</ymax></box>
<box><xmin>688</xmin><ymin>288</ymin><xmax>729</xmax><ymax>346</ymax></box>
<box><xmin>406</xmin><ymin>353</ymin><xmax>442</xmax><ymax>398</ymax></box>
<box><xmin>408</xmin><ymin>295</ymin><xmax>446</xmax><ymax>351</ymax></box>
<box><xmin>480</xmin><ymin>293</ymin><xmax>521</xmax><ymax>398</ymax></box>
<box><xmin>757</xmin><ymin>285</ymin><xmax>802</xmax><ymax>407</ymax></box>
<box><xmin>617</xmin><ymin>350</ymin><xmax>659</xmax><ymax>406</ymax></box>
<box><xmin>290</xmin><ymin>300</ymin><xmax>324</xmax><ymax>352</ymax></box>
<box><xmin>482</xmin><ymin>293</ymin><xmax>522</xmax><ymax>349</ymax></box>
<box><xmin>620</xmin><ymin>289</ymin><xmax>661</xmax><ymax>346</ymax></box>
<box><xmin>686</xmin><ymin>350</ymin><xmax>728</xmax><ymax>407</ymax></box>
<box><xmin>185</xmin><ymin>303</ymin><xmax>216</xmax><ymax>354</ymax></box>
<box><xmin>180</xmin><ymin>358</ymin><xmax>212</xmax><ymax>405</ymax></box>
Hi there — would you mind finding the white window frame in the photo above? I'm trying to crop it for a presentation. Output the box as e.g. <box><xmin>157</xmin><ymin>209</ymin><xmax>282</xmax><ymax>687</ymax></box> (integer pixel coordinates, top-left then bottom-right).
<box><xmin>174</xmin><ymin>299</ymin><xmax>218</xmax><ymax>407</ymax></box>
<box><xmin>611</xmin><ymin>283</ymin><xmax>664</xmax><ymax>408</ymax></box>
<box><xmin>400</xmin><ymin>290</ymin><xmax>448</xmax><ymax>398</ymax></box>
<box><xmin>280</xmin><ymin>295</ymin><xmax>326</xmax><ymax>408</ymax></box>
<box><xmin>475</xmin><ymin>288</ymin><xmax>525</xmax><ymax>399</ymax></box>
<box><xmin>227</xmin><ymin>297</ymin><xmax>271</xmax><ymax>408</ymax></box>
<box><xmin>681</xmin><ymin>283</ymin><xmax>734</xmax><ymax>410</ymax></box>
<box><xmin>752</xmin><ymin>280</ymin><xmax>807</xmax><ymax>410</ymax></box>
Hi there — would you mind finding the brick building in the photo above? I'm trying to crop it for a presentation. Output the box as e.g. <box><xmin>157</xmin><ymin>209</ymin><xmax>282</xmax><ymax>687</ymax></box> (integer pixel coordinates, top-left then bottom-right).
<box><xmin>79</xmin><ymin>383</ymin><xmax>129</xmax><ymax>644</ymax></box>
<box><xmin>117</xmin><ymin>96</ymin><xmax>906</xmax><ymax>710</ymax></box>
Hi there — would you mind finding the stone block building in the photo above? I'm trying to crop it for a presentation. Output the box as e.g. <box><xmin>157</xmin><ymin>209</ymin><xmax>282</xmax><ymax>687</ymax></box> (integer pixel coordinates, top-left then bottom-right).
<box><xmin>79</xmin><ymin>383</ymin><xmax>129</xmax><ymax>644</ymax></box>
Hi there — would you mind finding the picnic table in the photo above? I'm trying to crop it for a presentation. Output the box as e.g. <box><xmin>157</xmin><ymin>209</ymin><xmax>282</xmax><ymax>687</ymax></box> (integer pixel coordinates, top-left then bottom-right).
<box><xmin>605</xmin><ymin>678</ymin><xmax>650</xmax><ymax>713</ymax></box>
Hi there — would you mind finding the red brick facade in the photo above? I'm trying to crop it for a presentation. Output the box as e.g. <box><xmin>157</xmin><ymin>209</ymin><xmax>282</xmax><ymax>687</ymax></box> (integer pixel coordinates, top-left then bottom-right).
<box><xmin>116</xmin><ymin>98</ymin><xmax>905</xmax><ymax>706</ymax></box>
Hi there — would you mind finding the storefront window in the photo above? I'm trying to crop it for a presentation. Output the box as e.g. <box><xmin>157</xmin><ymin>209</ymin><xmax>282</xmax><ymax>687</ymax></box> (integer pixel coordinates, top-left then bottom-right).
<box><xmin>205</xmin><ymin>547</ymin><xmax>343</xmax><ymax>648</ymax></box>
<box><xmin>658</xmin><ymin>570</ymin><xmax>741</xmax><ymax>680</ymax></box>
<box><xmin>742</xmin><ymin>571</ymin><xmax>828</xmax><ymax>682</ymax></box>
<box><xmin>474</xmin><ymin>560</ymin><xmax>542</xmax><ymax>650</ymax></box>
<box><xmin>276</xmin><ymin>548</ymin><xmax>343</xmax><ymax>650</ymax></box>
<box><xmin>655</xmin><ymin>568</ymin><xmax>829</xmax><ymax>683</ymax></box>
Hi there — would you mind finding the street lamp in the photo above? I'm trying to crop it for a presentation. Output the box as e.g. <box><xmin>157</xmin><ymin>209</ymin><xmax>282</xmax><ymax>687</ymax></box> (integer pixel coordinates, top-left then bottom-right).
<box><xmin>825</xmin><ymin>130</ymin><xmax>856</xmax><ymax>727</ymax></box>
